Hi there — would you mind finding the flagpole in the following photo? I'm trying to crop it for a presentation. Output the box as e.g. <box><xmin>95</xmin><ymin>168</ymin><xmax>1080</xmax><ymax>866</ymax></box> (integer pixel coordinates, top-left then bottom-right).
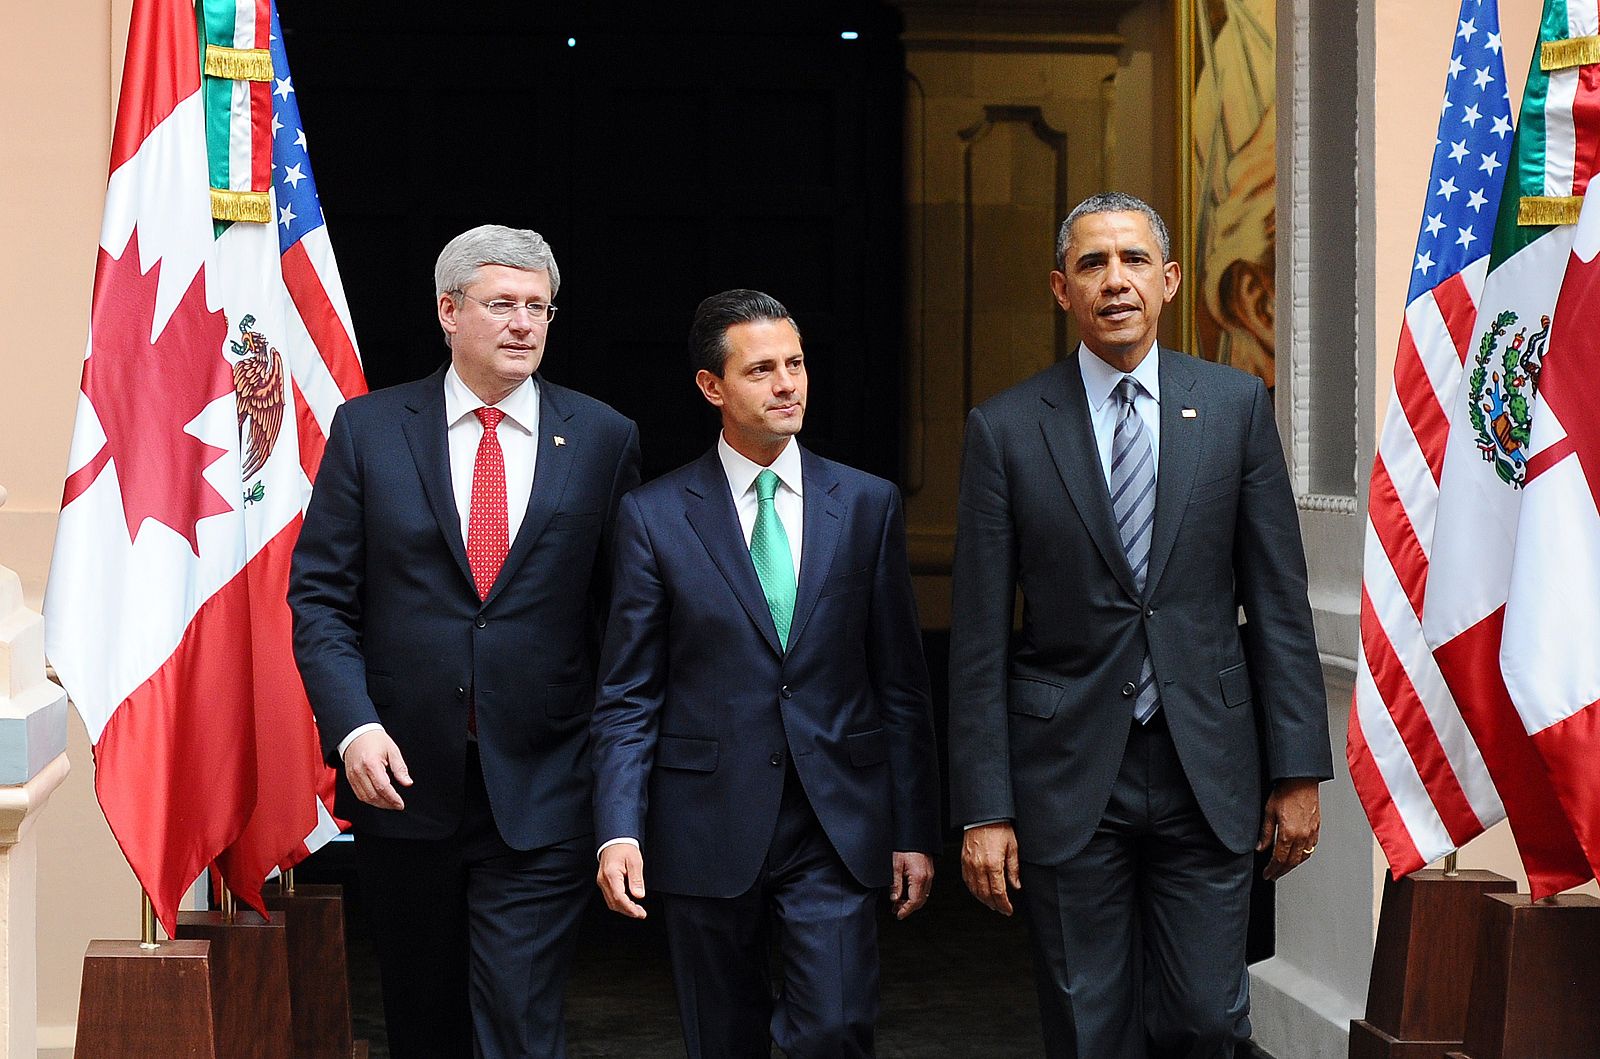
<box><xmin>280</xmin><ymin>868</ymin><xmax>295</xmax><ymax>896</ymax></box>
<box><xmin>1443</xmin><ymin>851</ymin><xmax>1459</xmax><ymax>877</ymax></box>
<box><xmin>218</xmin><ymin>881</ymin><xmax>236</xmax><ymax>921</ymax></box>
<box><xmin>139</xmin><ymin>892</ymin><xmax>158</xmax><ymax>949</ymax></box>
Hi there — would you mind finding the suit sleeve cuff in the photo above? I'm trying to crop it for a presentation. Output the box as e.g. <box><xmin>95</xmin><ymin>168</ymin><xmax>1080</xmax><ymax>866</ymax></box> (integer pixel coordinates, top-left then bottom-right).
<box><xmin>337</xmin><ymin>723</ymin><xmax>386</xmax><ymax>760</ymax></box>
<box><xmin>596</xmin><ymin>836</ymin><xmax>640</xmax><ymax>860</ymax></box>
<box><xmin>963</xmin><ymin>819</ymin><xmax>1011</xmax><ymax>830</ymax></box>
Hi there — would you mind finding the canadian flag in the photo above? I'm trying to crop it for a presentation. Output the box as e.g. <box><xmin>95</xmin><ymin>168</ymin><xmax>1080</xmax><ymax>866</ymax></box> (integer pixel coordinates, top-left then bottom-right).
<box><xmin>42</xmin><ymin>0</ymin><xmax>364</xmax><ymax>934</ymax></box>
<box><xmin>1501</xmin><ymin>183</ymin><xmax>1600</xmax><ymax>877</ymax></box>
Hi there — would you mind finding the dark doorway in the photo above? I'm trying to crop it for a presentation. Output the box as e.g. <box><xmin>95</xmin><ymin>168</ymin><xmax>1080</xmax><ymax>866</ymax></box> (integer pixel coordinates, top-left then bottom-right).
<box><xmin>278</xmin><ymin>1</ymin><xmax>906</xmax><ymax>481</ymax></box>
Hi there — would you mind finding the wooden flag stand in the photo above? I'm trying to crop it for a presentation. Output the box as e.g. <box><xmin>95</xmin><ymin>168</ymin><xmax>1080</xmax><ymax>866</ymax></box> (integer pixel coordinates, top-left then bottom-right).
<box><xmin>1446</xmin><ymin>892</ymin><xmax>1600</xmax><ymax>1059</ymax></box>
<box><xmin>176</xmin><ymin>884</ymin><xmax>295</xmax><ymax>1059</ymax></box>
<box><xmin>75</xmin><ymin>895</ymin><xmax>219</xmax><ymax>1058</ymax></box>
<box><xmin>1349</xmin><ymin>864</ymin><xmax>1516</xmax><ymax>1057</ymax></box>
<box><xmin>263</xmin><ymin>870</ymin><xmax>369</xmax><ymax>1058</ymax></box>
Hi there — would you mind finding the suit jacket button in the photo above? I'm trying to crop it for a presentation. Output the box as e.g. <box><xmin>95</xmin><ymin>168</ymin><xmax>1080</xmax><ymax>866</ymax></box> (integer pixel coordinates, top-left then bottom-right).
<box><xmin>455</xmin><ymin>687</ymin><xmax>466</xmax><ymax>701</ymax></box>
<box><xmin>780</xmin><ymin>685</ymin><xmax>793</xmax><ymax>700</ymax></box>
<box><xmin>1146</xmin><ymin>607</ymin><xmax>1155</xmax><ymax>617</ymax></box>
<box><xmin>770</xmin><ymin>752</ymin><xmax>783</xmax><ymax>767</ymax></box>
<box><xmin>1121</xmin><ymin>681</ymin><xmax>1136</xmax><ymax>697</ymax></box>
<box><xmin>475</xmin><ymin>616</ymin><xmax>487</xmax><ymax>629</ymax></box>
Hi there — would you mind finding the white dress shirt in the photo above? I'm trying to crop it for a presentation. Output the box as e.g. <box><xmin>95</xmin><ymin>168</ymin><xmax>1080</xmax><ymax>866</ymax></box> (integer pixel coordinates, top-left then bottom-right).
<box><xmin>338</xmin><ymin>366</ymin><xmax>542</xmax><ymax>757</ymax></box>
<box><xmin>597</xmin><ymin>434</ymin><xmax>805</xmax><ymax>858</ymax></box>
<box><xmin>1078</xmin><ymin>339</ymin><xmax>1161</xmax><ymax>487</ymax></box>
<box><xmin>444</xmin><ymin>365</ymin><xmax>540</xmax><ymax>547</ymax></box>
<box><xmin>716</xmin><ymin>433</ymin><xmax>804</xmax><ymax>580</ymax></box>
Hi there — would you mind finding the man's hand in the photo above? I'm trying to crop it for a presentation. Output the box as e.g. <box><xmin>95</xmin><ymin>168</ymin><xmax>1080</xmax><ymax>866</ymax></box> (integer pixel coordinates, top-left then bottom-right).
<box><xmin>342</xmin><ymin>730</ymin><xmax>412</xmax><ymax>811</ymax></box>
<box><xmin>890</xmin><ymin>852</ymin><xmax>934</xmax><ymax>920</ymax></box>
<box><xmin>597</xmin><ymin>843</ymin><xmax>648</xmax><ymax>919</ymax></box>
<box><xmin>1257</xmin><ymin>777</ymin><xmax>1321</xmax><ymax>881</ymax></box>
<box><xmin>961</xmin><ymin>822</ymin><xmax>1021</xmax><ymax>916</ymax></box>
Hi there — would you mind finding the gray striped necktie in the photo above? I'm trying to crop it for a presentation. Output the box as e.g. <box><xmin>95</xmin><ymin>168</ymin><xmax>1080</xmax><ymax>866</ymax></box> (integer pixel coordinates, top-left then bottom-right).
<box><xmin>1110</xmin><ymin>376</ymin><xmax>1160</xmax><ymax>724</ymax></box>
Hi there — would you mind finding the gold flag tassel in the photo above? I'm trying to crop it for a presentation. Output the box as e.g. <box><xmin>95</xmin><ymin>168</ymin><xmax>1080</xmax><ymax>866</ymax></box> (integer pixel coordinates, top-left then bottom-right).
<box><xmin>1519</xmin><ymin>195</ymin><xmax>1584</xmax><ymax>227</ymax></box>
<box><xmin>1541</xmin><ymin>35</ymin><xmax>1600</xmax><ymax>72</ymax></box>
<box><xmin>203</xmin><ymin>44</ymin><xmax>273</xmax><ymax>81</ymax></box>
<box><xmin>211</xmin><ymin>187</ymin><xmax>272</xmax><ymax>224</ymax></box>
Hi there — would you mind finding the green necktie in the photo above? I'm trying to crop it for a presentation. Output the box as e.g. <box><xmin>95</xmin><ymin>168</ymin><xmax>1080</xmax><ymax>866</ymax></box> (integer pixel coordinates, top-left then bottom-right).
<box><xmin>750</xmin><ymin>468</ymin><xmax>796</xmax><ymax>648</ymax></box>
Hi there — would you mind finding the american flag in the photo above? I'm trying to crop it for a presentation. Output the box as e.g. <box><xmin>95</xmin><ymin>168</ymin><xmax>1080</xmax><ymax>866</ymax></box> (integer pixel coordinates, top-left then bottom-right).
<box><xmin>1349</xmin><ymin>0</ymin><xmax>1515</xmax><ymax>877</ymax></box>
<box><xmin>268</xmin><ymin>3</ymin><xmax>364</xmax><ymax>447</ymax></box>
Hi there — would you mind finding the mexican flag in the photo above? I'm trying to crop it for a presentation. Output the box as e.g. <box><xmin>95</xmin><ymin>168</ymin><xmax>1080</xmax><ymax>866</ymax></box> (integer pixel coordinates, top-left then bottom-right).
<box><xmin>1421</xmin><ymin>0</ymin><xmax>1600</xmax><ymax>898</ymax></box>
<box><xmin>42</xmin><ymin>0</ymin><xmax>365</xmax><ymax>934</ymax></box>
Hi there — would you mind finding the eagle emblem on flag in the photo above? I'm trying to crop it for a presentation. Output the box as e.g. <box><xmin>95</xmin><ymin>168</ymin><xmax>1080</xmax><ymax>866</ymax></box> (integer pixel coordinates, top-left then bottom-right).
<box><xmin>1469</xmin><ymin>308</ymin><xmax>1549</xmax><ymax>487</ymax></box>
<box><xmin>230</xmin><ymin>313</ymin><xmax>286</xmax><ymax>483</ymax></box>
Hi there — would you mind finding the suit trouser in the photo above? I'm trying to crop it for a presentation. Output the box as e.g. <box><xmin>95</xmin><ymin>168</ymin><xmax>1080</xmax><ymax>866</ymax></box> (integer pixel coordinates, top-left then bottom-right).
<box><xmin>354</xmin><ymin>744</ymin><xmax>592</xmax><ymax>1059</ymax></box>
<box><xmin>1019</xmin><ymin>712</ymin><xmax>1253</xmax><ymax>1059</ymax></box>
<box><xmin>659</xmin><ymin>763</ymin><xmax>880</xmax><ymax>1059</ymax></box>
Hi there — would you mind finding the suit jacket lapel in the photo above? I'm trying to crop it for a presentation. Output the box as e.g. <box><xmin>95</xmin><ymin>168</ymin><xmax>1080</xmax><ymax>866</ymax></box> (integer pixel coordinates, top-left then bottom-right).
<box><xmin>1145</xmin><ymin>348</ymin><xmax>1203</xmax><ymax>598</ymax></box>
<box><xmin>401</xmin><ymin>367</ymin><xmax>475</xmax><ymax>591</ymax></box>
<box><xmin>1038</xmin><ymin>358</ymin><xmax>1140</xmax><ymax>599</ymax></box>
<box><xmin>684</xmin><ymin>450</ymin><xmax>784</xmax><ymax>658</ymax></box>
<box><xmin>784</xmin><ymin>448</ymin><xmax>842</xmax><ymax>651</ymax></box>
<box><xmin>484</xmin><ymin>376</ymin><xmax>575</xmax><ymax>606</ymax></box>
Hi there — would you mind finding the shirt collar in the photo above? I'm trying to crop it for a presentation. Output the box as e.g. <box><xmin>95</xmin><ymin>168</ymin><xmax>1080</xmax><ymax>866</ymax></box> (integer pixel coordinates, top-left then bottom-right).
<box><xmin>1078</xmin><ymin>340</ymin><xmax>1161</xmax><ymax>413</ymax></box>
<box><xmin>717</xmin><ymin>434</ymin><xmax>804</xmax><ymax>499</ymax></box>
<box><xmin>444</xmin><ymin>365</ymin><xmax>538</xmax><ymax>433</ymax></box>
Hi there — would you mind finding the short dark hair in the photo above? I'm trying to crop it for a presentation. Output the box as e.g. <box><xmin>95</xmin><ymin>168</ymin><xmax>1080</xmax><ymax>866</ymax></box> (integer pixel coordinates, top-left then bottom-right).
<box><xmin>688</xmin><ymin>289</ymin><xmax>801</xmax><ymax>376</ymax></box>
<box><xmin>1057</xmin><ymin>192</ymin><xmax>1172</xmax><ymax>271</ymax></box>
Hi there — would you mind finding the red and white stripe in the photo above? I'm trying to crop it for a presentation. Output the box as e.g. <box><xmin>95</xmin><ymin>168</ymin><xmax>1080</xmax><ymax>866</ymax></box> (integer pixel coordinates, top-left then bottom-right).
<box><xmin>1352</xmin><ymin>260</ymin><xmax>1507</xmax><ymax>875</ymax></box>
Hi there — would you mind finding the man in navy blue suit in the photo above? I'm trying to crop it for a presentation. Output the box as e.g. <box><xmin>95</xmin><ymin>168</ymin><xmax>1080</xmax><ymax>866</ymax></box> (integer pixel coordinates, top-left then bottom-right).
<box><xmin>290</xmin><ymin>225</ymin><xmax>640</xmax><ymax>1059</ymax></box>
<box><xmin>590</xmin><ymin>289</ymin><xmax>941</xmax><ymax>1058</ymax></box>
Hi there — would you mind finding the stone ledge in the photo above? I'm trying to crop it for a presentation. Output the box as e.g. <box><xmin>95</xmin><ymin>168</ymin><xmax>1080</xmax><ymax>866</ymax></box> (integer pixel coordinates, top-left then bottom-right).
<box><xmin>1249</xmin><ymin>955</ymin><xmax>1363</xmax><ymax>1059</ymax></box>
<box><xmin>0</xmin><ymin>751</ymin><xmax>70</xmax><ymax>846</ymax></box>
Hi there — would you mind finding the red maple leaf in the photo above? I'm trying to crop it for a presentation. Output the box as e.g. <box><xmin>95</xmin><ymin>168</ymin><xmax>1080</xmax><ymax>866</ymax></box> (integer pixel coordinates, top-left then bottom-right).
<box><xmin>67</xmin><ymin>228</ymin><xmax>235</xmax><ymax>554</ymax></box>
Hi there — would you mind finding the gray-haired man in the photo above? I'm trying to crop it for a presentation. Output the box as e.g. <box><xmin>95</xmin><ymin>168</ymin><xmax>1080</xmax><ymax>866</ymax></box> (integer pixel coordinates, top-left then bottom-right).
<box><xmin>291</xmin><ymin>225</ymin><xmax>640</xmax><ymax>1058</ymax></box>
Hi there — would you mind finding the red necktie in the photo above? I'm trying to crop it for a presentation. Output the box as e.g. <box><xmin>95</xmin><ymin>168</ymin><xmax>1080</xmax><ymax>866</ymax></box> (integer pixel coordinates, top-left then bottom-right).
<box><xmin>466</xmin><ymin>407</ymin><xmax>508</xmax><ymax>601</ymax></box>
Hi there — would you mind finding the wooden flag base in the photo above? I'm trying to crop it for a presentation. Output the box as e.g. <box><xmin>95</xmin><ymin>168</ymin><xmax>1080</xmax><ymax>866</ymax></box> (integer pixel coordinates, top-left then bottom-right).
<box><xmin>1446</xmin><ymin>893</ymin><xmax>1600</xmax><ymax>1059</ymax></box>
<box><xmin>75</xmin><ymin>939</ymin><xmax>218</xmax><ymax>1058</ymax></box>
<box><xmin>264</xmin><ymin>883</ymin><xmax>360</xmax><ymax>1059</ymax></box>
<box><xmin>177</xmin><ymin>909</ymin><xmax>294</xmax><ymax>1059</ymax></box>
<box><xmin>1349</xmin><ymin>869</ymin><xmax>1516</xmax><ymax>1058</ymax></box>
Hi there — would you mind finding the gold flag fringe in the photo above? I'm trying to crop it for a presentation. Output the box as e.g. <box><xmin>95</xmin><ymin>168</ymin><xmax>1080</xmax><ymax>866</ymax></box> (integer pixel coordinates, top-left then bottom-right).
<box><xmin>211</xmin><ymin>188</ymin><xmax>271</xmax><ymax>224</ymax></box>
<box><xmin>1518</xmin><ymin>195</ymin><xmax>1584</xmax><ymax>227</ymax></box>
<box><xmin>203</xmin><ymin>45</ymin><xmax>273</xmax><ymax>82</ymax></box>
<box><xmin>1541</xmin><ymin>35</ymin><xmax>1600</xmax><ymax>72</ymax></box>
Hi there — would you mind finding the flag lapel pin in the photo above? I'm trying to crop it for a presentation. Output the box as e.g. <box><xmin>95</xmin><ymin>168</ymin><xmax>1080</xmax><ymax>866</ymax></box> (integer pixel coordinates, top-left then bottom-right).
<box><xmin>553</xmin><ymin>435</ymin><xmax>566</xmax><ymax>446</ymax></box>
<box><xmin>1181</xmin><ymin>407</ymin><xmax>1198</xmax><ymax>419</ymax></box>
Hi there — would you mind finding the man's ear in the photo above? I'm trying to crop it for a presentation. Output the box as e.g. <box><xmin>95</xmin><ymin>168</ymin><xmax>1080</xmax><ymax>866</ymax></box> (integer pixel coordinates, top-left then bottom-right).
<box><xmin>694</xmin><ymin>368</ymin><xmax>725</xmax><ymax>409</ymax></box>
<box><xmin>1161</xmin><ymin>260</ymin><xmax>1182</xmax><ymax>303</ymax></box>
<box><xmin>1048</xmin><ymin>270</ymin><xmax>1072</xmax><ymax>313</ymax></box>
<box><xmin>438</xmin><ymin>292</ymin><xmax>461</xmax><ymax>338</ymax></box>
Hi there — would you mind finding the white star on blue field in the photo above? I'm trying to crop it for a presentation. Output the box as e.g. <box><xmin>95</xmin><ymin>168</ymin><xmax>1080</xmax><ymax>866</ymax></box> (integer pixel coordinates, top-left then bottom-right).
<box><xmin>1409</xmin><ymin>2</ymin><xmax>1513</xmax><ymax>303</ymax></box>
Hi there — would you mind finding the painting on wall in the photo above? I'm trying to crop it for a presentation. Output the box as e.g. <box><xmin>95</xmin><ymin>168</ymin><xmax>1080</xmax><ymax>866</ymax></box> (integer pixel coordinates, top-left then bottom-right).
<box><xmin>1179</xmin><ymin>0</ymin><xmax>1277</xmax><ymax>392</ymax></box>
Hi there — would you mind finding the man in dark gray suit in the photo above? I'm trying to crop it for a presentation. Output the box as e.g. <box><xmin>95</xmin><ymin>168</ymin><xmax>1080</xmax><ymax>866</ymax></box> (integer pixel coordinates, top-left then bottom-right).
<box><xmin>948</xmin><ymin>192</ymin><xmax>1332</xmax><ymax>1058</ymax></box>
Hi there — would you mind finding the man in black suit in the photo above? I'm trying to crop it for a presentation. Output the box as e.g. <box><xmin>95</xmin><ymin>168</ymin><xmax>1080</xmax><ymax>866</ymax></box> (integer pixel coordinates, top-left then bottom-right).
<box><xmin>949</xmin><ymin>193</ymin><xmax>1332</xmax><ymax>1058</ymax></box>
<box><xmin>590</xmin><ymin>290</ymin><xmax>941</xmax><ymax>1058</ymax></box>
<box><xmin>289</xmin><ymin>225</ymin><xmax>640</xmax><ymax>1059</ymax></box>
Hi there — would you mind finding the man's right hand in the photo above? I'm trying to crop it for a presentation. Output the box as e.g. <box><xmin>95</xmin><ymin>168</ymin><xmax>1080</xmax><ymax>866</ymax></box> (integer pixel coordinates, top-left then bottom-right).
<box><xmin>342</xmin><ymin>730</ymin><xmax>412</xmax><ymax>811</ymax></box>
<box><xmin>961</xmin><ymin>821</ymin><xmax>1022</xmax><ymax>916</ymax></box>
<box><xmin>597</xmin><ymin>843</ymin><xmax>648</xmax><ymax>919</ymax></box>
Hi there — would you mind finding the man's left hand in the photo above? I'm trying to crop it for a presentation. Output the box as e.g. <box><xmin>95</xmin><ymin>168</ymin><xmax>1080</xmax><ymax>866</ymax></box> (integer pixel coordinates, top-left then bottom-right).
<box><xmin>1257</xmin><ymin>777</ymin><xmax>1321</xmax><ymax>881</ymax></box>
<box><xmin>890</xmin><ymin>851</ymin><xmax>934</xmax><ymax>920</ymax></box>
